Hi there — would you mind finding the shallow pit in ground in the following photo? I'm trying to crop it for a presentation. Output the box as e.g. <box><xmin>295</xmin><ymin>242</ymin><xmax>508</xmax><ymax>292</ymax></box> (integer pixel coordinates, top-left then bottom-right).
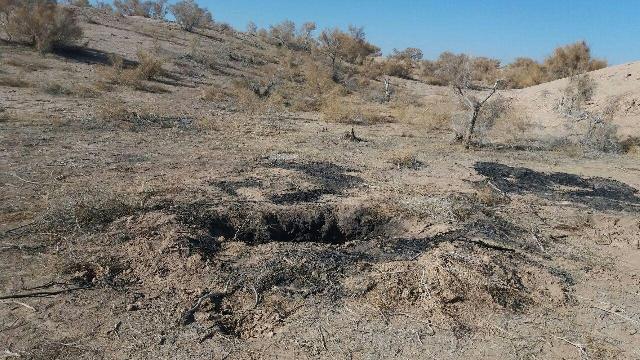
<box><xmin>197</xmin><ymin>203</ymin><xmax>388</xmax><ymax>245</ymax></box>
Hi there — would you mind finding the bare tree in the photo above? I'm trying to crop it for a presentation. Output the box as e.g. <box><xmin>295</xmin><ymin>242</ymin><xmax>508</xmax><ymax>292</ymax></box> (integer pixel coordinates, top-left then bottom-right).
<box><xmin>436</xmin><ymin>52</ymin><xmax>503</xmax><ymax>148</ymax></box>
<box><xmin>454</xmin><ymin>80</ymin><xmax>502</xmax><ymax>148</ymax></box>
<box><xmin>383</xmin><ymin>77</ymin><xmax>392</xmax><ymax>102</ymax></box>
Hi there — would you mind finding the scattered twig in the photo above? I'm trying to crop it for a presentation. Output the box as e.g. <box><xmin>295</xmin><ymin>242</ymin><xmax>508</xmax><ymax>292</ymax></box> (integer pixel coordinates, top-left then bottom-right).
<box><xmin>2</xmin><ymin>349</ymin><xmax>21</xmax><ymax>358</ymax></box>
<box><xmin>250</xmin><ymin>285</ymin><xmax>259</xmax><ymax>309</ymax></box>
<box><xmin>7</xmin><ymin>173</ymin><xmax>40</xmax><ymax>185</ymax></box>
<box><xmin>1</xmin><ymin>221</ymin><xmax>34</xmax><ymax>236</ymax></box>
<box><xmin>576</xmin><ymin>295</ymin><xmax>640</xmax><ymax>326</ymax></box>
<box><xmin>465</xmin><ymin>238</ymin><xmax>516</xmax><ymax>252</ymax></box>
<box><xmin>0</xmin><ymin>286</ymin><xmax>89</xmax><ymax>300</ymax></box>
<box><xmin>553</xmin><ymin>335</ymin><xmax>588</xmax><ymax>358</ymax></box>
<box><xmin>181</xmin><ymin>291</ymin><xmax>220</xmax><ymax>326</ymax></box>
<box><xmin>344</xmin><ymin>127</ymin><xmax>365</xmax><ymax>142</ymax></box>
<box><xmin>318</xmin><ymin>325</ymin><xmax>328</xmax><ymax>351</ymax></box>
<box><xmin>2</xmin><ymin>300</ymin><xmax>36</xmax><ymax>311</ymax></box>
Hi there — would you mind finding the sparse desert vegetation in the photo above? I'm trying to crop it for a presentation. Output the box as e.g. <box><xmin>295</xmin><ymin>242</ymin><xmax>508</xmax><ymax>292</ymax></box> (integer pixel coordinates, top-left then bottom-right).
<box><xmin>0</xmin><ymin>2</ymin><xmax>639</xmax><ymax>359</ymax></box>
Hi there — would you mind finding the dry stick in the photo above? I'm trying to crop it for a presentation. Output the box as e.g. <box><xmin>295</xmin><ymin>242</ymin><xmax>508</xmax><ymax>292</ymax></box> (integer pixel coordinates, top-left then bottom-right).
<box><xmin>3</xmin><ymin>300</ymin><xmax>36</xmax><ymax>311</ymax></box>
<box><xmin>553</xmin><ymin>335</ymin><xmax>588</xmax><ymax>358</ymax></box>
<box><xmin>576</xmin><ymin>295</ymin><xmax>640</xmax><ymax>326</ymax></box>
<box><xmin>0</xmin><ymin>286</ymin><xmax>89</xmax><ymax>300</ymax></box>
<box><xmin>8</xmin><ymin>173</ymin><xmax>40</xmax><ymax>185</ymax></box>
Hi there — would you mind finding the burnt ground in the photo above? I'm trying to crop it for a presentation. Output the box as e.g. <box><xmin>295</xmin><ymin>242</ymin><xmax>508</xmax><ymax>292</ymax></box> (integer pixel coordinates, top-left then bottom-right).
<box><xmin>2</xmin><ymin>114</ymin><xmax>639</xmax><ymax>359</ymax></box>
<box><xmin>475</xmin><ymin>161</ymin><xmax>640</xmax><ymax>212</ymax></box>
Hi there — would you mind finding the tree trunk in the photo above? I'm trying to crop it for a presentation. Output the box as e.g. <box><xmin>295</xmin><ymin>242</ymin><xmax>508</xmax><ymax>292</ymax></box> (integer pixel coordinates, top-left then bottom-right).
<box><xmin>464</xmin><ymin>106</ymin><xmax>480</xmax><ymax>148</ymax></box>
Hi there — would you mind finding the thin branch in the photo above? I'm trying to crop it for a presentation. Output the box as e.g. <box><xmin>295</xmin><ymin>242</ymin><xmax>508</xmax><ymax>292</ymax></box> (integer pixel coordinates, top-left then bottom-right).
<box><xmin>0</xmin><ymin>286</ymin><xmax>89</xmax><ymax>300</ymax></box>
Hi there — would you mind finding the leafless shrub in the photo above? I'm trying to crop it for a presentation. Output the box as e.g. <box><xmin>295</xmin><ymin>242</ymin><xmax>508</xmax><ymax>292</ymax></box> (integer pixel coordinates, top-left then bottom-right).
<box><xmin>554</xmin><ymin>74</ymin><xmax>621</xmax><ymax>153</ymax></box>
<box><xmin>556</xmin><ymin>74</ymin><xmax>596</xmax><ymax>115</ymax></box>
<box><xmin>95</xmin><ymin>1</ymin><xmax>114</xmax><ymax>13</ymax></box>
<box><xmin>580</xmin><ymin>114</ymin><xmax>621</xmax><ymax>153</ymax></box>
<box><xmin>319</xmin><ymin>26</ymin><xmax>381</xmax><ymax>74</ymax></box>
<box><xmin>113</xmin><ymin>0</ymin><xmax>166</xmax><ymax>18</ymax></box>
<box><xmin>246</xmin><ymin>21</ymin><xmax>257</xmax><ymax>34</ymax></box>
<box><xmin>170</xmin><ymin>0</ymin><xmax>212</xmax><ymax>32</ymax></box>
<box><xmin>490</xmin><ymin>104</ymin><xmax>535</xmax><ymax>144</ymax></box>
<box><xmin>4</xmin><ymin>57</ymin><xmax>51</xmax><ymax>71</ymax></box>
<box><xmin>2</xmin><ymin>0</ymin><xmax>83</xmax><ymax>53</ymax></box>
<box><xmin>391</xmin><ymin>47</ymin><xmax>423</xmax><ymax>62</ymax></box>
<box><xmin>66</xmin><ymin>0</ymin><xmax>90</xmax><ymax>7</ymax></box>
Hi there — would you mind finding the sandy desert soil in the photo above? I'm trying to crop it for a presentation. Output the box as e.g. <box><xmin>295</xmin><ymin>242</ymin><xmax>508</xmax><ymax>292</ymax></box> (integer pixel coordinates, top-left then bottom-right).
<box><xmin>1</xmin><ymin>7</ymin><xmax>639</xmax><ymax>360</ymax></box>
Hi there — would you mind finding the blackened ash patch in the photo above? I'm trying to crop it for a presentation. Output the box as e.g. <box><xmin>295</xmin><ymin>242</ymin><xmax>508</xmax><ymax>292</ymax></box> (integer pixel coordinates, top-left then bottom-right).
<box><xmin>269</xmin><ymin>189</ymin><xmax>325</xmax><ymax>204</ymax></box>
<box><xmin>213</xmin><ymin>179</ymin><xmax>262</xmax><ymax>196</ymax></box>
<box><xmin>267</xmin><ymin>161</ymin><xmax>363</xmax><ymax>204</ymax></box>
<box><xmin>475</xmin><ymin>162</ymin><xmax>640</xmax><ymax>212</ymax></box>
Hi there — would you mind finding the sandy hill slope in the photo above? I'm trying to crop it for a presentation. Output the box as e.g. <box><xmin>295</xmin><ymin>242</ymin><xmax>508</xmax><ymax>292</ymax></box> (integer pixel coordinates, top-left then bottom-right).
<box><xmin>510</xmin><ymin>62</ymin><xmax>640</xmax><ymax>138</ymax></box>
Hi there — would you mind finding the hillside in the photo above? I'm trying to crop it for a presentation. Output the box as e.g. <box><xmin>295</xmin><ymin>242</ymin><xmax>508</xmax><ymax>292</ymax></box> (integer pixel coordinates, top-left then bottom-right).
<box><xmin>512</xmin><ymin>61</ymin><xmax>640</xmax><ymax>138</ymax></box>
<box><xmin>1</xmin><ymin>6</ymin><xmax>639</xmax><ymax>360</ymax></box>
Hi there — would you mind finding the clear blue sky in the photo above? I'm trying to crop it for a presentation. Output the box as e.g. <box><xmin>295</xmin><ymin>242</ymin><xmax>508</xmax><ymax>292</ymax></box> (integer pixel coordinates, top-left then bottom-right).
<box><xmin>198</xmin><ymin>0</ymin><xmax>639</xmax><ymax>65</ymax></box>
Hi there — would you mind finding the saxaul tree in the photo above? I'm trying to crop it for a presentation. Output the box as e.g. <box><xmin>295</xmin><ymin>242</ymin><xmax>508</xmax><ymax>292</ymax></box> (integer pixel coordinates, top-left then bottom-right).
<box><xmin>454</xmin><ymin>80</ymin><xmax>502</xmax><ymax>148</ymax></box>
<box><xmin>436</xmin><ymin>53</ymin><xmax>503</xmax><ymax>148</ymax></box>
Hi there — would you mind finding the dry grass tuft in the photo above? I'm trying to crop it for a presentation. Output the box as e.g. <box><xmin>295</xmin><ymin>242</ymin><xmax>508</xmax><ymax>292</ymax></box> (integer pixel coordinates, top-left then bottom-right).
<box><xmin>388</xmin><ymin>149</ymin><xmax>422</xmax><ymax>170</ymax></box>
<box><xmin>4</xmin><ymin>57</ymin><xmax>51</xmax><ymax>71</ymax></box>
<box><xmin>97</xmin><ymin>51</ymin><xmax>166</xmax><ymax>91</ymax></box>
<box><xmin>320</xmin><ymin>93</ymin><xmax>393</xmax><ymax>124</ymax></box>
<box><xmin>42</xmin><ymin>82</ymin><xmax>100</xmax><ymax>98</ymax></box>
<box><xmin>0</xmin><ymin>74</ymin><xmax>31</xmax><ymax>87</ymax></box>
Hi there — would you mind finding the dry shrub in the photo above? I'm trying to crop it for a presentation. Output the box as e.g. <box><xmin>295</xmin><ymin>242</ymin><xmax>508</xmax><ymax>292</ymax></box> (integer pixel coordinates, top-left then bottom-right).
<box><xmin>113</xmin><ymin>0</ymin><xmax>167</xmax><ymax>18</ymax></box>
<box><xmin>556</xmin><ymin>74</ymin><xmax>596</xmax><ymax>115</ymax></box>
<box><xmin>170</xmin><ymin>0</ymin><xmax>212</xmax><ymax>32</ymax></box>
<box><xmin>4</xmin><ymin>57</ymin><xmax>50</xmax><ymax>71</ymax></box>
<box><xmin>489</xmin><ymin>104</ymin><xmax>534</xmax><ymax>143</ymax></box>
<box><xmin>581</xmin><ymin>115</ymin><xmax>620</xmax><ymax>153</ymax></box>
<box><xmin>94</xmin><ymin>97</ymin><xmax>134</xmax><ymax>123</ymax></box>
<box><xmin>201</xmin><ymin>85</ymin><xmax>230</xmax><ymax>102</ymax></box>
<box><xmin>98</xmin><ymin>51</ymin><xmax>165</xmax><ymax>88</ymax></box>
<box><xmin>450</xmin><ymin>94</ymin><xmax>511</xmax><ymax>142</ymax></box>
<box><xmin>319</xmin><ymin>26</ymin><xmax>381</xmax><ymax>67</ymax></box>
<box><xmin>320</xmin><ymin>95</ymin><xmax>391</xmax><ymax>124</ymax></box>
<box><xmin>620</xmin><ymin>137</ymin><xmax>640</xmax><ymax>155</ymax></box>
<box><xmin>94</xmin><ymin>97</ymin><xmax>190</xmax><ymax>129</ymax></box>
<box><xmin>394</xmin><ymin>98</ymin><xmax>454</xmax><ymax>130</ymax></box>
<box><xmin>381</xmin><ymin>58</ymin><xmax>412</xmax><ymax>79</ymax></box>
<box><xmin>504</xmin><ymin>57</ymin><xmax>545</xmax><ymax>88</ymax></box>
<box><xmin>544</xmin><ymin>41</ymin><xmax>607</xmax><ymax>80</ymax></box>
<box><xmin>2</xmin><ymin>0</ymin><xmax>83</xmax><ymax>53</ymax></box>
<box><xmin>388</xmin><ymin>149</ymin><xmax>421</xmax><ymax>170</ymax></box>
<box><xmin>187</xmin><ymin>37</ymin><xmax>230</xmax><ymax>68</ymax></box>
<box><xmin>95</xmin><ymin>1</ymin><xmax>114</xmax><ymax>13</ymax></box>
<box><xmin>43</xmin><ymin>82</ymin><xmax>100</xmax><ymax>98</ymax></box>
<box><xmin>40</xmin><ymin>187</ymin><xmax>138</xmax><ymax>231</ymax></box>
<box><xmin>228</xmin><ymin>79</ymin><xmax>266</xmax><ymax>113</ymax></box>
<box><xmin>0</xmin><ymin>74</ymin><xmax>31</xmax><ymax>87</ymax></box>
<box><xmin>471</xmin><ymin>57</ymin><xmax>500</xmax><ymax>84</ymax></box>
<box><xmin>289</xmin><ymin>58</ymin><xmax>340</xmax><ymax>111</ymax></box>
<box><xmin>135</xmin><ymin>50</ymin><xmax>165</xmax><ymax>80</ymax></box>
